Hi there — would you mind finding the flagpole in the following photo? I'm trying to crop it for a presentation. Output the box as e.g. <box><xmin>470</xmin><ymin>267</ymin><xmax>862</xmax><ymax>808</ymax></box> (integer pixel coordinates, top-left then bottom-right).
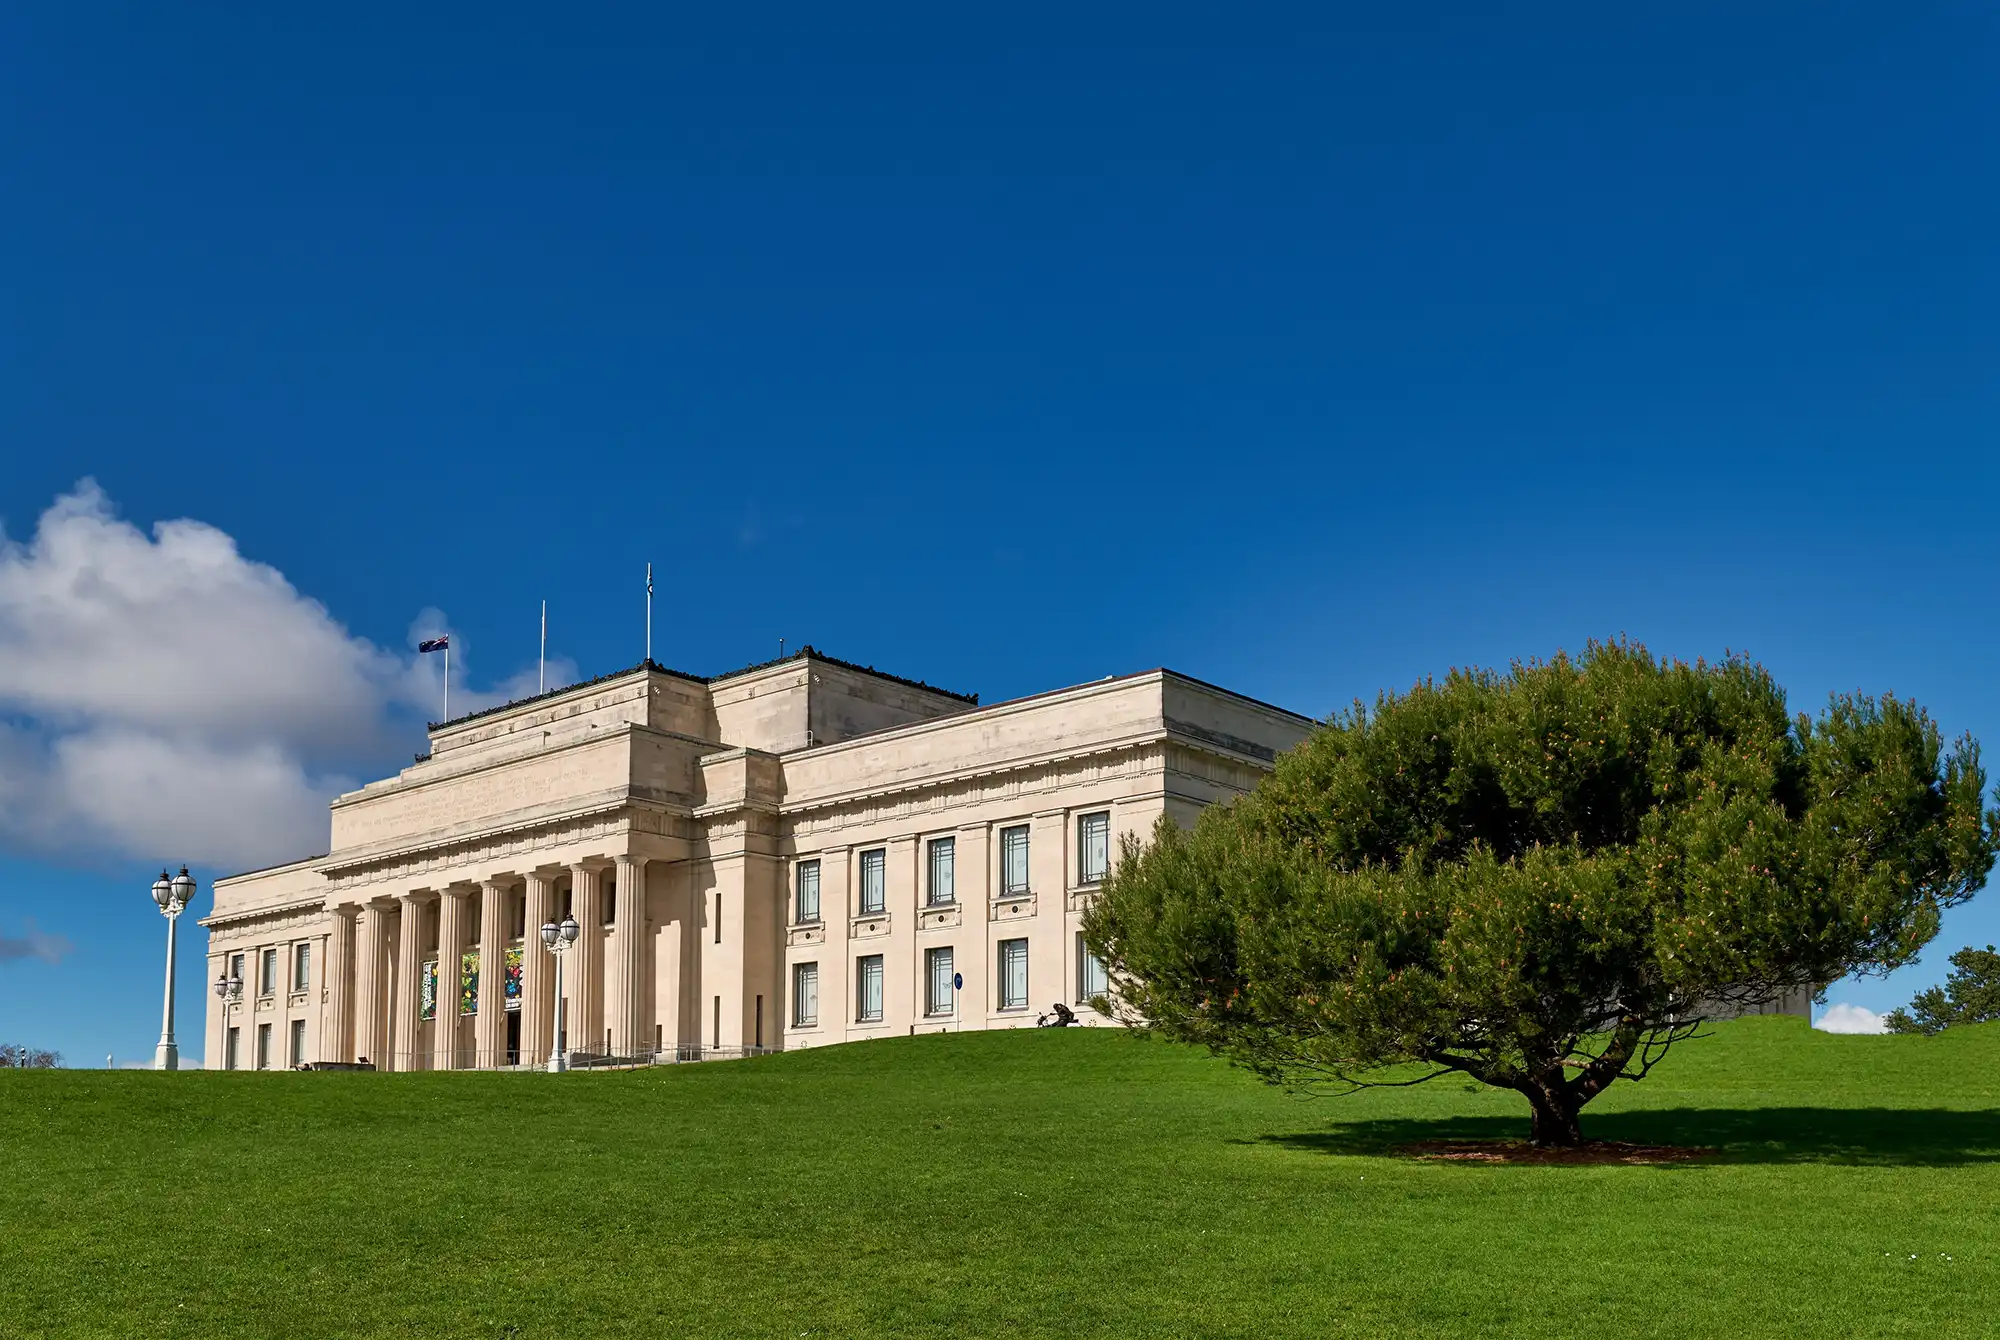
<box><xmin>539</xmin><ymin>600</ymin><xmax>547</xmax><ymax>694</ymax></box>
<box><xmin>443</xmin><ymin>642</ymin><xmax>450</xmax><ymax>722</ymax></box>
<box><xmin>645</xmin><ymin>563</ymin><xmax>653</xmax><ymax>666</ymax></box>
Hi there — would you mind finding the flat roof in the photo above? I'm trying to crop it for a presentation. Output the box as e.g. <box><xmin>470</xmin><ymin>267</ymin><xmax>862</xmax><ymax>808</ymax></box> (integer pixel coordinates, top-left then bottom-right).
<box><xmin>426</xmin><ymin>645</ymin><xmax>978</xmax><ymax>732</ymax></box>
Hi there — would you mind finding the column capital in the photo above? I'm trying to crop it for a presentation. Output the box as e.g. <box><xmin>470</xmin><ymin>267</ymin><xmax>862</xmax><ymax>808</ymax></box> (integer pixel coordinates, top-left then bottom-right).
<box><xmin>438</xmin><ymin>884</ymin><xmax>476</xmax><ymax>902</ymax></box>
<box><xmin>330</xmin><ymin>903</ymin><xmax>361</xmax><ymax>922</ymax></box>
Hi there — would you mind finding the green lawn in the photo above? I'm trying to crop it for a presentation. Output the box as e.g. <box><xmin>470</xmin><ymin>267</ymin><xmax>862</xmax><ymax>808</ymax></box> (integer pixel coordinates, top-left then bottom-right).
<box><xmin>2</xmin><ymin>1017</ymin><xmax>1996</xmax><ymax>1339</ymax></box>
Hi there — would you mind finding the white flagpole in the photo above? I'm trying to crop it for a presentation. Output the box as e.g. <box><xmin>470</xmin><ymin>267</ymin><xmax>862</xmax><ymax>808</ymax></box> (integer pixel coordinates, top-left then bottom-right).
<box><xmin>443</xmin><ymin>641</ymin><xmax>450</xmax><ymax>722</ymax></box>
<box><xmin>539</xmin><ymin>601</ymin><xmax>547</xmax><ymax>694</ymax></box>
<box><xmin>645</xmin><ymin>563</ymin><xmax>653</xmax><ymax>666</ymax></box>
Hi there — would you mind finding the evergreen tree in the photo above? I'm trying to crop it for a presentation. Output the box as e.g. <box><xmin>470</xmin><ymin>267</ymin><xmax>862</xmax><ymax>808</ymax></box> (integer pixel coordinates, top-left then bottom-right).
<box><xmin>1084</xmin><ymin>642</ymin><xmax>1995</xmax><ymax>1145</ymax></box>
<box><xmin>1885</xmin><ymin>945</ymin><xmax>2000</xmax><ymax>1034</ymax></box>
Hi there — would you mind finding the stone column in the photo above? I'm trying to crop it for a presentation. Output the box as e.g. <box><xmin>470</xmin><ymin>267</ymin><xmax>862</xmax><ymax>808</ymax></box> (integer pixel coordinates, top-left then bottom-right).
<box><xmin>355</xmin><ymin>900</ymin><xmax>389</xmax><ymax>1068</ymax></box>
<box><xmin>610</xmin><ymin>855</ymin><xmax>649</xmax><ymax>1057</ymax></box>
<box><xmin>392</xmin><ymin>893</ymin><xmax>425</xmax><ymax>1071</ymax></box>
<box><xmin>434</xmin><ymin>888</ymin><xmax>471</xmax><ymax>1070</ymax></box>
<box><xmin>571</xmin><ymin>864</ymin><xmax>605</xmax><ymax>1057</ymax></box>
<box><xmin>326</xmin><ymin>906</ymin><xmax>358</xmax><ymax>1064</ymax></box>
<box><xmin>474</xmin><ymin>880</ymin><xmax>507</xmax><ymax>1067</ymax></box>
<box><xmin>521</xmin><ymin>872</ymin><xmax>555</xmax><ymax>1065</ymax></box>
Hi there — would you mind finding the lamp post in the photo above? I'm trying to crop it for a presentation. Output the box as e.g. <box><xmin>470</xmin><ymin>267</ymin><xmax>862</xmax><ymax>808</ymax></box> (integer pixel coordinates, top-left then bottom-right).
<box><xmin>212</xmin><ymin>967</ymin><xmax>242</xmax><ymax>1067</ymax></box>
<box><xmin>541</xmin><ymin>911</ymin><xmax>580</xmax><ymax>1073</ymax></box>
<box><xmin>150</xmin><ymin>866</ymin><xmax>197</xmax><ymax>1071</ymax></box>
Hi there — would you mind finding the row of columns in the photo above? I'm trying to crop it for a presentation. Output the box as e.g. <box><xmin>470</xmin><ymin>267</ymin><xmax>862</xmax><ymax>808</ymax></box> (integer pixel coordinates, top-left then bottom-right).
<box><xmin>332</xmin><ymin>856</ymin><xmax>651</xmax><ymax>1071</ymax></box>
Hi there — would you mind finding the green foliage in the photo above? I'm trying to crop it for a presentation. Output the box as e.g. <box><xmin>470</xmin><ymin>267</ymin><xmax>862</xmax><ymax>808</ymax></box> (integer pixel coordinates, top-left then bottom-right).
<box><xmin>1886</xmin><ymin>945</ymin><xmax>2000</xmax><ymax>1035</ymax></box>
<box><xmin>1084</xmin><ymin>640</ymin><xmax>1997</xmax><ymax>1143</ymax></box>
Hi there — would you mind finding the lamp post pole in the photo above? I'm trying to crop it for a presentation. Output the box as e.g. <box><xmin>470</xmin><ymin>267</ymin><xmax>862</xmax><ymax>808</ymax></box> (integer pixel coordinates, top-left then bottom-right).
<box><xmin>541</xmin><ymin>911</ymin><xmax>580</xmax><ymax>1073</ymax></box>
<box><xmin>151</xmin><ymin>867</ymin><xmax>197</xmax><ymax>1071</ymax></box>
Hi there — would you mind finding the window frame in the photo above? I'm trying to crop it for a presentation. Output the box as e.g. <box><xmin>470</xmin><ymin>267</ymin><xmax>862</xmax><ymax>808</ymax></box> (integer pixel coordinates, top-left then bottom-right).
<box><xmin>225</xmin><ymin>1026</ymin><xmax>240</xmax><ymax>1071</ymax></box>
<box><xmin>998</xmin><ymin>937</ymin><xmax>1029</xmax><ymax>1011</ymax></box>
<box><xmin>926</xmin><ymin>836</ymin><xmax>956</xmax><ymax>907</ymax></box>
<box><xmin>1077</xmin><ymin>811</ymin><xmax>1111</xmax><ymax>886</ymax></box>
<box><xmin>925</xmin><ymin>945</ymin><xmax>955</xmax><ymax>1017</ymax></box>
<box><xmin>858</xmin><ymin>848</ymin><xmax>887</xmax><ymax>916</ymax></box>
<box><xmin>255</xmin><ymin>1022</ymin><xmax>273</xmax><ymax>1070</ymax></box>
<box><xmin>855</xmin><ymin>953</ymin><xmax>885</xmax><ymax>1023</ymax></box>
<box><xmin>793</xmin><ymin>961</ymin><xmax>819</xmax><ymax>1028</ymax></box>
<box><xmin>292</xmin><ymin>942</ymin><xmax>311</xmax><ymax>993</ymax></box>
<box><xmin>1077</xmin><ymin>931</ymin><xmax>1109</xmax><ymax>1004</ymax></box>
<box><xmin>794</xmin><ymin>859</ymin><xmax>822</xmax><ymax>925</ymax></box>
<box><xmin>289</xmin><ymin>1018</ymin><xmax>307</xmax><ymax>1067</ymax></box>
<box><xmin>999</xmin><ymin>825</ymin><xmax>1031</xmax><ymax>896</ymax></box>
<box><xmin>259</xmin><ymin>947</ymin><xmax>279</xmax><ymax>998</ymax></box>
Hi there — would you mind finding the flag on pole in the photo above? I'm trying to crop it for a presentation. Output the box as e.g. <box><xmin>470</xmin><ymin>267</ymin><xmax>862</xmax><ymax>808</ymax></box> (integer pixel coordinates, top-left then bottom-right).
<box><xmin>419</xmin><ymin>634</ymin><xmax>451</xmax><ymax>720</ymax></box>
<box><xmin>418</xmin><ymin>635</ymin><xmax>450</xmax><ymax>654</ymax></box>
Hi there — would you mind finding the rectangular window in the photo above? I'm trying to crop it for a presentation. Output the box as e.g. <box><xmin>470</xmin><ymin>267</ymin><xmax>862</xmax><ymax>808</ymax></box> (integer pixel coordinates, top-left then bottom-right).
<box><xmin>225</xmin><ymin>1027</ymin><xmax>240</xmax><ymax>1071</ymax></box>
<box><xmin>1000</xmin><ymin>825</ymin><xmax>1030</xmax><ymax>895</ymax></box>
<box><xmin>856</xmin><ymin>953</ymin><xmax>884</xmax><ymax>1022</ymax></box>
<box><xmin>925</xmin><ymin>946</ymin><xmax>955</xmax><ymax>1016</ymax></box>
<box><xmin>713</xmin><ymin>890</ymin><xmax>722</xmax><ymax>944</ymax></box>
<box><xmin>603</xmin><ymin>879</ymin><xmax>616</xmax><ymax>927</ymax></box>
<box><xmin>998</xmin><ymin>938</ymin><xmax>1029</xmax><ymax>1011</ymax></box>
<box><xmin>713</xmin><ymin>995</ymin><xmax>721</xmax><ymax>1049</ymax></box>
<box><xmin>1077</xmin><ymin>932</ymin><xmax>1109</xmax><ymax>1003</ymax></box>
<box><xmin>926</xmin><ymin>837</ymin><xmax>955</xmax><ymax>906</ymax></box>
<box><xmin>859</xmin><ymin>849</ymin><xmax>886</xmax><ymax>915</ymax></box>
<box><xmin>292</xmin><ymin>942</ymin><xmax>311</xmax><ymax>992</ymax></box>
<box><xmin>289</xmin><ymin>1018</ymin><xmax>307</xmax><ymax>1067</ymax></box>
<box><xmin>795</xmin><ymin>860</ymin><xmax>821</xmax><ymax>924</ymax></box>
<box><xmin>259</xmin><ymin>948</ymin><xmax>279</xmax><ymax>997</ymax></box>
<box><xmin>229</xmin><ymin>952</ymin><xmax>244</xmax><ymax>984</ymax></box>
<box><xmin>1078</xmin><ymin>811</ymin><xmax>1111</xmax><ymax>885</ymax></box>
<box><xmin>256</xmin><ymin>1023</ymin><xmax>272</xmax><ymax>1070</ymax></box>
<box><xmin>793</xmin><ymin>962</ymin><xmax>819</xmax><ymax>1027</ymax></box>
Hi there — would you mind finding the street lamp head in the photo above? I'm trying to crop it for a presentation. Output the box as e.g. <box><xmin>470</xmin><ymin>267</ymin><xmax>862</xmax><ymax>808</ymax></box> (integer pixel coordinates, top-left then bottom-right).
<box><xmin>540</xmin><ymin>919</ymin><xmax>559</xmax><ymax>949</ymax></box>
<box><xmin>228</xmin><ymin>973</ymin><xmax>241</xmax><ymax>998</ymax></box>
<box><xmin>559</xmin><ymin>913</ymin><xmax>580</xmax><ymax>945</ymax></box>
<box><xmin>213</xmin><ymin>975</ymin><xmax>228</xmax><ymax>999</ymax></box>
<box><xmin>151</xmin><ymin>870</ymin><xmax>172</xmax><ymax>910</ymax></box>
<box><xmin>170</xmin><ymin>867</ymin><xmax>195</xmax><ymax>907</ymax></box>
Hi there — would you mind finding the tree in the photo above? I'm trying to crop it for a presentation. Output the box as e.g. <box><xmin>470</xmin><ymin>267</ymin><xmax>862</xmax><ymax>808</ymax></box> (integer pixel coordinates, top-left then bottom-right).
<box><xmin>1083</xmin><ymin>641</ymin><xmax>1995</xmax><ymax>1146</ymax></box>
<box><xmin>0</xmin><ymin>1043</ymin><xmax>62</xmax><ymax>1068</ymax></box>
<box><xmin>1884</xmin><ymin>945</ymin><xmax>2000</xmax><ymax>1034</ymax></box>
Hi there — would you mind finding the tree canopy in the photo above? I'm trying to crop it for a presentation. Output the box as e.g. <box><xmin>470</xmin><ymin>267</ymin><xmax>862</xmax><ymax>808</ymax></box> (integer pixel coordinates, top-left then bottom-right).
<box><xmin>1885</xmin><ymin>945</ymin><xmax>2000</xmax><ymax>1035</ymax></box>
<box><xmin>1083</xmin><ymin>641</ymin><xmax>1996</xmax><ymax>1145</ymax></box>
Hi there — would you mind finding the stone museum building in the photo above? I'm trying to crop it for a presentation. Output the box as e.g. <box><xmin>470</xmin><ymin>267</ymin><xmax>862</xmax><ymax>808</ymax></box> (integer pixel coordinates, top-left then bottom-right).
<box><xmin>200</xmin><ymin>650</ymin><xmax>1315</xmax><ymax>1071</ymax></box>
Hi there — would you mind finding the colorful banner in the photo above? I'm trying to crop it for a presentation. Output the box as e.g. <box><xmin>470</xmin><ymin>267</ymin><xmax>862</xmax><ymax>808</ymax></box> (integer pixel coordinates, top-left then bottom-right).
<box><xmin>460</xmin><ymin>949</ymin><xmax>479</xmax><ymax>1017</ymax></box>
<box><xmin>419</xmin><ymin>958</ymin><xmax>439</xmax><ymax>1021</ymax></box>
<box><xmin>503</xmin><ymin>945</ymin><xmax>524</xmax><ymax>1012</ymax></box>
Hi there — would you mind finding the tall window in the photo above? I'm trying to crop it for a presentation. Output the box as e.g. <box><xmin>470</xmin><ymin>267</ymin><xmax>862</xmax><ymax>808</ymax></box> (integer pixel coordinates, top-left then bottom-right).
<box><xmin>229</xmin><ymin>952</ymin><xmax>245</xmax><ymax>984</ymax></box>
<box><xmin>793</xmin><ymin>962</ymin><xmax>819</xmax><ymax>1027</ymax></box>
<box><xmin>225</xmin><ymin>1027</ymin><xmax>240</xmax><ymax>1071</ymax></box>
<box><xmin>289</xmin><ymin>1019</ymin><xmax>307</xmax><ymax>1067</ymax></box>
<box><xmin>998</xmin><ymin>938</ymin><xmax>1028</xmax><ymax>1011</ymax></box>
<box><xmin>1000</xmin><ymin>825</ymin><xmax>1030</xmax><ymax>895</ymax></box>
<box><xmin>856</xmin><ymin>954</ymin><xmax>885</xmax><ymax>1022</ymax></box>
<box><xmin>795</xmin><ymin>860</ymin><xmax>821</xmax><ymax>924</ymax></box>
<box><xmin>603</xmin><ymin>880</ymin><xmax>617</xmax><ymax>927</ymax></box>
<box><xmin>859</xmin><ymin>849</ymin><xmax>887</xmax><ymax>915</ymax></box>
<box><xmin>1078</xmin><ymin>812</ymin><xmax>1111</xmax><ymax>885</ymax></box>
<box><xmin>927</xmin><ymin>837</ymin><xmax>955</xmax><ymax>906</ymax></box>
<box><xmin>256</xmin><ymin>1023</ymin><xmax>273</xmax><ymax>1070</ymax></box>
<box><xmin>259</xmin><ymin>948</ymin><xmax>279</xmax><ymax>997</ymax></box>
<box><xmin>292</xmin><ymin>943</ymin><xmax>311</xmax><ymax>992</ymax></box>
<box><xmin>925</xmin><ymin>946</ymin><xmax>955</xmax><ymax>1016</ymax></box>
<box><xmin>1077</xmin><ymin>932</ymin><xmax>1109</xmax><ymax>1003</ymax></box>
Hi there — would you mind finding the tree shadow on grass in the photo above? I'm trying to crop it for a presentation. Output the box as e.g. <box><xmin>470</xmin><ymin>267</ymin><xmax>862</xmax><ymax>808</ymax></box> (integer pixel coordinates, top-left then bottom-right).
<box><xmin>1255</xmin><ymin>1108</ymin><xmax>2000</xmax><ymax>1167</ymax></box>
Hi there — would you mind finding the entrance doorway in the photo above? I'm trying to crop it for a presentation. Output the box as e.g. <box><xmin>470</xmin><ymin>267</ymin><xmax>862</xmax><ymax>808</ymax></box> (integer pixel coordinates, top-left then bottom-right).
<box><xmin>505</xmin><ymin>1010</ymin><xmax>521</xmax><ymax>1066</ymax></box>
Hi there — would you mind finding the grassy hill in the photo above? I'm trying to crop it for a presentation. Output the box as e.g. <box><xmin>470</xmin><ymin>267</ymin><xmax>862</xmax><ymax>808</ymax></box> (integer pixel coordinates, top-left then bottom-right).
<box><xmin>2</xmin><ymin>1017</ymin><xmax>1996</xmax><ymax>1338</ymax></box>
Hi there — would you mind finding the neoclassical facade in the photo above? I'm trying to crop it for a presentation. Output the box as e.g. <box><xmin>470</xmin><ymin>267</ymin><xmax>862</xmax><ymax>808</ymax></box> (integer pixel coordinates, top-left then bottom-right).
<box><xmin>201</xmin><ymin>651</ymin><xmax>1314</xmax><ymax>1071</ymax></box>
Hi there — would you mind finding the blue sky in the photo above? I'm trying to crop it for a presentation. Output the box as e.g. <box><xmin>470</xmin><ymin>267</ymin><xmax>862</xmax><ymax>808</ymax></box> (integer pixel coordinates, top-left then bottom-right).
<box><xmin>2</xmin><ymin>5</ymin><xmax>1996</xmax><ymax>1062</ymax></box>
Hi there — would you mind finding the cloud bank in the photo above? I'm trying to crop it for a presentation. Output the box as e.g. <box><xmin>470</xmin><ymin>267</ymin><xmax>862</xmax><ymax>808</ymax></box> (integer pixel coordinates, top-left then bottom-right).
<box><xmin>0</xmin><ymin>482</ymin><xmax>566</xmax><ymax>872</ymax></box>
<box><xmin>1813</xmin><ymin>1003</ymin><xmax>1890</xmax><ymax>1034</ymax></box>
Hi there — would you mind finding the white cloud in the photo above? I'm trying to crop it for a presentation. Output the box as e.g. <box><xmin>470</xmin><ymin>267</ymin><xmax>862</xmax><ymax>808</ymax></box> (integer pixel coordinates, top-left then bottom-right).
<box><xmin>1814</xmin><ymin>1002</ymin><xmax>1890</xmax><ymax>1034</ymax></box>
<box><xmin>0</xmin><ymin>481</ymin><xmax>569</xmax><ymax>872</ymax></box>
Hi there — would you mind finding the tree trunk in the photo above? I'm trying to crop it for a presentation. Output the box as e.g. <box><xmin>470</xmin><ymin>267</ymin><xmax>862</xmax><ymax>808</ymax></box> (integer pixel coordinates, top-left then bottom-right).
<box><xmin>1523</xmin><ymin>1078</ymin><xmax>1584</xmax><ymax>1147</ymax></box>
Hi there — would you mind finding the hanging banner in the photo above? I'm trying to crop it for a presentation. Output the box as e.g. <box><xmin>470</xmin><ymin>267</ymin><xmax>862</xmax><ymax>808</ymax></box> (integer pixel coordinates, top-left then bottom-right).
<box><xmin>503</xmin><ymin>945</ymin><xmax>524</xmax><ymax>1012</ymax></box>
<box><xmin>461</xmin><ymin>949</ymin><xmax>479</xmax><ymax>1017</ymax></box>
<box><xmin>419</xmin><ymin>958</ymin><xmax>439</xmax><ymax>1021</ymax></box>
